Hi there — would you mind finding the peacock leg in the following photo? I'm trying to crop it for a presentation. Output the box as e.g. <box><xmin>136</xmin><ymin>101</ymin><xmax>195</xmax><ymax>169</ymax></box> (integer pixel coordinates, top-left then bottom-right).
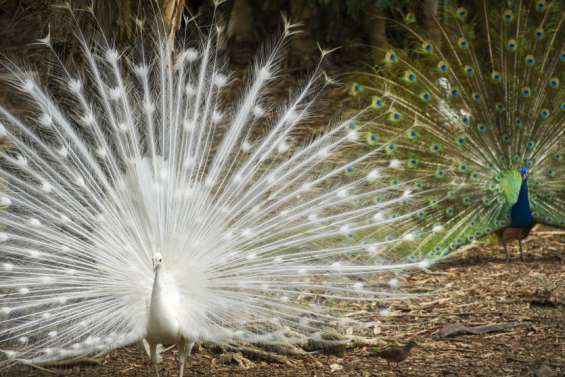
<box><xmin>518</xmin><ymin>240</ymin><xmax>524</xmax><ymax>261</ymax></box>
<box><xmin>178</xmin><ymin>338</ymin><xmax>195</xmax><ymax>377</ymax></box>
<box><xmin>501</xmin><ymin>239</ymin><xmax>510</xmax><ymax>261</ymax></box>
<box><xmin>149</xmin><ymin>342</ymin><xmax>160</xmax><ymax>377</ymax></box>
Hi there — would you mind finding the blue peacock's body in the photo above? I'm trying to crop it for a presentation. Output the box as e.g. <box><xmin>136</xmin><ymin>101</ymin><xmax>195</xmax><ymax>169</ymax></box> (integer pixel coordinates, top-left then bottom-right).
<box><xmin>510</xmin><ymin>169</ymin><xmax>533</xmax><ymax>229</ymax></box>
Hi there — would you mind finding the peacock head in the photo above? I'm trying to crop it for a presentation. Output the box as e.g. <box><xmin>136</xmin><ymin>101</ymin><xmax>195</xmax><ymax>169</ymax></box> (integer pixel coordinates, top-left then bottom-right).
<box><xmin>520</xmin><ymin>166</ymin><xmax>529</xmax><ymax>179</ymax></box>
<box><xmin>152</xmin><ymin>252</ymin><xmax>164</xmax><ymax>272</ymax></box>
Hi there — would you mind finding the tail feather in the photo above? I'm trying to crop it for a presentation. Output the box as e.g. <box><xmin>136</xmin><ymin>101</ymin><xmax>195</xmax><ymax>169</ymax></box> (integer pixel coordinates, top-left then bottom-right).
<box><xmin>0</xmin><ymin>7</ymin><xmax>414</xmax><ymax>366</ymax></box>
<box><xmin>352</xmin><ymin>0</ymin><xmax>564</xmax><ymax>259</ymax></box>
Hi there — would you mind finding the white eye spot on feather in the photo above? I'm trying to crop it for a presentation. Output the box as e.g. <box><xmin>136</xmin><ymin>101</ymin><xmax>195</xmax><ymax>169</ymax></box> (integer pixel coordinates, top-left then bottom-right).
<box><xmin>402</xmin><ymin>232</ymin><xmax>415</xmax><ymax>241</ymax></box>
<box><xmin>367</xmin><ymin>169</ymin><xmax>380</xmax><ymax>182</ymax></box>
<box><xmin>241</xmin><ymin>141</ymin><xmax>252</xmax><ymax>152</ymax></box>
<box><xmin>277</xmin><ymin>141</ymin><xmax>290</xmax><ymax>154</ymax></box>
<box><xmin>432</xmin><ymin>224</ymin><xmax>444</xmax><ymax>232</ymax></box>
<box><xmin>214</xmin><ymin>73</ymin><xmax>228</xmax><ymax>88</ymax></box>
<box><xmin>109</xmin><ymin>87</ymin><xmax>123</xmax><ymax>100</ymax></box>
<box><xmin>388</xmin><ymin>278</ymin><xmax>399</xmax><ymax>288</ymax></box>
<box><xmin>186</xmin><ymin>48</ymin><xmax>198</xmax><ymax>62</ymax></box>
<box><xmin>347</xmin><ymin>129</ymin><xmax>358</xmax><ymax>142</ymax></box>
<box><xmin>258</xmin><ymin>67</ymin><xmax>271</xmax><ymax>80</ymax></box>
<box><xmin>57</xmin><ymin>147</ymin><xmax>68</xmax><ymax>158</ymax></box>
<box><xmin>41</xmin><ymin>181</ymin><xmax>53</xmax><ymax>193</ymax></box>
<box><xmin>389</xmin><ymin>159</ymin><xmax>402</xmax><ymax>169</ymax></box>
<box><xmin>105</xmin><ymin>48</ymin><xmax>119</xmax><ymax>63</ymax></box>
<box><xmin>15</xmin><ymin>155</ymin><xmax>27</xmax><ymax>167</ymax></box>
<box><xmin>21</xmin><ymin>79</ymin><xmax>35</xmax><ymax>93</ymax></box>
<box><xmin>81</xmin><ymin>112</ymin><xmax>95</xmax><ymax>126</ymax></box>
<box><xmin>253</xmin><ymin>105</ymin><xmax>265</xmax><ymax>118</ymax></box>
<box><xmin>39</xmin><ymin>113</ymin><xmax>53</xmax><ymax>127</ymax></box>
<box><xmin>134</xmin><ymin>65</ymin><xmax>148</xmax><ymax>76</ymax></box>
<box><xmin>212</xmin><ymin>111</ymin><xmax>223</xmax><ymax>124</ymax></box>
<box><xmin>69</xmin><ymin>79</ymin><xmax>83</xmax><ymax>93</ymax></box>
<box><xmin>372</xmin><ymin>212</ymin><xmax>384</xmax><ymax>222</ymax></box>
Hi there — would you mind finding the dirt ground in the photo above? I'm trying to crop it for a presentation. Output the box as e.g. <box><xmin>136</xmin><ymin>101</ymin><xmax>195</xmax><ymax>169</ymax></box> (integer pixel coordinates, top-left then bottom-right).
<box><xmin>2</xmin><ymin>229</ymin><xmax>563</xmax><ymax>377</ymax></box>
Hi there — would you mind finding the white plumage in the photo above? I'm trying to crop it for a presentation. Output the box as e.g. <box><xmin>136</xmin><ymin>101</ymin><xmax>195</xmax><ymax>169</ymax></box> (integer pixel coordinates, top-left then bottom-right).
<box><xmin>0</xmin><ymin>6</ymin><xmax>415</xmax><ymax>376</ymax></box>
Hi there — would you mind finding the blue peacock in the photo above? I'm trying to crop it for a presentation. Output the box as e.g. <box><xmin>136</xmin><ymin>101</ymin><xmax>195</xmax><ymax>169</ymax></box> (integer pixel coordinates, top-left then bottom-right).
<box><xmin>351</xmin><ymin>0</ymin><xmax>564</xmax><ymax>261</ymax></box>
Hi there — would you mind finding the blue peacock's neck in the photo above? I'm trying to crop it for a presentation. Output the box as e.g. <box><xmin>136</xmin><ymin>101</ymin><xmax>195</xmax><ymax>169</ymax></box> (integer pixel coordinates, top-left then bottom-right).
<box><xmin>510</xmin><ymin>178</ymin><xmax>533</xmax><ymax>228</ymax></box>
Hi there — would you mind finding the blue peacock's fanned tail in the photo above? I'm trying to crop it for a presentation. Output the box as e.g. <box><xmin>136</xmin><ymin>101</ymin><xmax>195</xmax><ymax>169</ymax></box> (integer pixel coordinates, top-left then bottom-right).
<box><xmin>351</xmin><ymin>0</ymin><xmax>564</xmax><ymax>260</ymax></box>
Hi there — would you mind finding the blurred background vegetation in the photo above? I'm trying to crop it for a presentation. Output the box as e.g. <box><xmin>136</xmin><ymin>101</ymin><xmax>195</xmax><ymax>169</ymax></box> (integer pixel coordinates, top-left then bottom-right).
<box><xmin>0</xmin><ymin>0</ymin><xmax>462</xmax><ymax>68</ymax></box>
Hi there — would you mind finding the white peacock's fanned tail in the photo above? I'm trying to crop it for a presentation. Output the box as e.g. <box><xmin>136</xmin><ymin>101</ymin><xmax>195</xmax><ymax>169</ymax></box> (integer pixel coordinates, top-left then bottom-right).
<box><xmin>0</xmin><ymin>7</ymin><xmax>416</xmax><ymax>367</ymax></box>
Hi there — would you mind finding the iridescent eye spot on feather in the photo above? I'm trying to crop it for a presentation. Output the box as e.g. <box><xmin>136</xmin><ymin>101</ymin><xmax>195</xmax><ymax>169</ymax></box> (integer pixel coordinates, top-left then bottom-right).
<box><xmin>462</xmin><ymin>115</ymin><xmax>470</xmax><ymax>125</ymax></box>
<box><xmin>403</xmin><ymin>70</ymin><xmax>417</xmax><ymax>83</ymax></box>
<box><xmin>371</xmin><ymin>96</ymin><xmax>385</xmax><ymax>109</ymax></box>
<box><xmin>385</xmin><ymin>50</ymin><xmax>398</xmax><ymax>64</ymax></box>
<box><xmin>406</xmin><ymin>129</ymin><xmax>419</xmax><ymax>140</ymax></box>
<box><xmin>464</xmin><ymin>65</ymin><xmax>474</xmax><ymax>77</ymax></box>
<box><xmin>521</xmin><ymin>87</ymin><xmax>531</xmax><ymax>97</ymax></box>
<box><xmin>419</xmin><ymin>91</ymin><xmax>432</xmax><ymax>102</ymax></box>
<box><xmin>456</xmin><ymin>135</ymin><xmax>466</xmax><ymax>146</ymax></box>
<box><xmin>421</xmin><ymin>42</ymin><xmax>433</xmax><ymax>54</ymax></box>
<box><xmin>515</xmin><ymin>118</ymin><xmax>523</xmax><ymax>128</ymax></box>
<box><xmin>540</xmin><ymin>109</ymin><xmax>550</xmax><ymax>119</ymax></box>
<box><xmin>350</xmin><ymin>82</ymin><xmax>363</xmax><ymax>96</ymax></box>
<box><xmin>491</xmin><ymin>71</ymin><xmax>502</xmax><ymax>82</ymax></box>
<box><xmin>389</xmin><ymin>110</ymin><xmax>402</xmax><ymax>122</ymax></box>
<box><xmin>548</xmin><ymin>169</ymin><xmax>556</xmax><ymax>177</ymax></box>
<box><xmin>495</xmin><ymin>102</ymin><xmax>505</xmax><ymax>112</ymax></box>
<box><xmin>463</xmin><ymin>197</ymin><xmax>472</xmax><ymax>205</ymax></box>
<box><xmin>561</xmin><ymin>52</ymin><xmax>565</xmax><ymax>61</ymax></box>
<box><xmin>452</xmin><ymin>162</ymin><xmax>469</xmax><ymax>173</ymax></box>
<box><xmin>430</xmin><ymin>143</ymin><xmax>443</xmax><ymax>153</ymax></box>
<box><xmin>507</xmin><ymin>39</ymin><xmax>517</xmax><ymax>52</ymax></box>
<box><xmin>366</xmin><ymin>132</ymin><xmax>378</xmax><ymax>146</ymax></box>
<box><xmin>470</xmin><ymin>172</ymin><xmax>481</xmax><ymax>181</ymax></box>
<box><xmin>502</xmin><ymin>134</ymin><xmax>511</xmax><ymax>144</ymax></box>
<box><xmin>386</xmin><ymin>143</ymin><xmax>396</xmax><ymax>154</ymax></box>
<box><xmin>455</xmin><ymin>7</ymin><xmax>468</xmax><ymax>20</ymax></box>
<box><xmin>534</xmin><ymin>27</ymin><xmax>544</xmax><ymax>40</ymax></box>
<box><xmin>472</xmin><ymin>92</ymin><xmax>481</xmax><ymax>102</ymax></box>
<box><xmin>502</xmin><ymin>9</ymin><xmax>514</xmax><ymax>21</ymax></box>
<box><xmin>477</xmin><ymin>124</ymin><xmax>487</xmax><ymax>133</ymax></box>
<box><xmin>525</xmin><ymin>55</ymin><xmax>535</xmax><ymax>66</ymax></box>
<box><xmin>437</xmin><ymin>61</ymin><xmax>449</xmax><ymax>73</ymax></box>
<box><xmin>548</xmin><ymin>78</ymin><xmax>560</xmax><ymax>89</ymax></box>
<box><xmin>560</xmin><ymin>102</ymin><xmax>565</xmax><ymax>111</ymax></box>
<box><xmin>408</xmin><ymin>158</ymin><xmax>419</xmax><ymax>168</ymax></box>
<box><xmin>553</xmin><ymin>153</ymin><xmax>562</xmax><ymax>161</ymax></box>
<box><xmin>527</xmin><ymin>141</ymin><xmax>535</xmax><ymax>150</ymax></box>
<box><xmin>404</xmin><ymin>12</ymin><xmax>416</xmax><ymax>24</ymax></box>
<box><xmin>535</xmin><ymin>0</ymin><xmax>546</xmax><ymax>12</ymax></box>
<box><xmin>457</xmin><ymin>37</ymin><xmax>469</xmax><ymax>49</ymax></box>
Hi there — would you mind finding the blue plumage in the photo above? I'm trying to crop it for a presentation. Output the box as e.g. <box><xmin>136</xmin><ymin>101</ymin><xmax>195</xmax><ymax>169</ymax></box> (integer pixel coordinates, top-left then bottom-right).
<box><xmin>510</xmin><ymin>169</ymin><xmax>533</xmax><ymax>228</ymax></box>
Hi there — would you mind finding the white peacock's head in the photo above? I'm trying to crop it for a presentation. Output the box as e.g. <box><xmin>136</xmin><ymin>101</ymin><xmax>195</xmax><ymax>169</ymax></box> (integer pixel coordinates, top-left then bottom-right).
<box><xmin>152</xmin><ymin>253</ymin><xmax>164</xmax><ymax>271</ymax></box>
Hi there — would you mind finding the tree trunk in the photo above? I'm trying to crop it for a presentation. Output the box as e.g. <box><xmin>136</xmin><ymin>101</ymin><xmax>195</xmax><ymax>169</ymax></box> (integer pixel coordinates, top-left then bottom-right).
<box><xmin>361</xmin><ymin>4</ymin><xmax>388</xmax><ymax>64</ymax></box>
